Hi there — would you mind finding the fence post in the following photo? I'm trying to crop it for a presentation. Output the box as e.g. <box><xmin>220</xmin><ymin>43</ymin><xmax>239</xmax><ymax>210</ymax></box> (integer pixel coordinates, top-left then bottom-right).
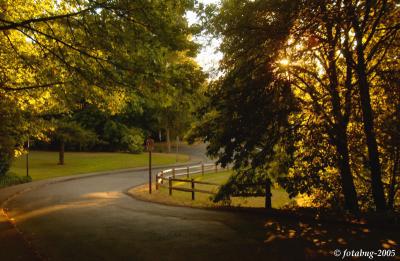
<box><xmin>172</xmin><ymin>168</ymin><xmax>176</xmax><ymax>178</ymax></box>
<box><xmin>215</xmin><ymin>163</ymin><xmax>218</xmax><ymax>173</ymax></box>
<box><xmin>160</xmin><ymin>171</ymin><xmax>164</xmax><ymax>184</ymax></box>
<box><xmin>187</xmin><ymin>166</ymin><xmax>190</xmax><ymax>178</ymax></box>
<box><xmin>201</xmin><ymin>163</ymin><xmax>204</xmax><ymax>176</ymax></box>
<box><xmin>169</xmin><ymin>177</ymin><xmax>172</xmax><ymax>196</ymax></box>
<box><xmin>191</xmin><ymin>179</ymin><xmax>195</xmax><ymax>200</ymax></box>
<box><xmin>156</xmin><ymin>173</ymin><xmax>159</xmax><ymax>190</ymax></box>
<box><xmin>265</xmin><ymin>179</ymin><xmax>272</xmax><ymax>209</ymax></box>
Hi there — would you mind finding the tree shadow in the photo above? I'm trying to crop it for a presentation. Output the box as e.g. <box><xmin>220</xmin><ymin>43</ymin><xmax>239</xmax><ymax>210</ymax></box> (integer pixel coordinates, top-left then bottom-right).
<box><xmin>260</xmin><ymin>216</ymin><xmax>399</xmax><ymax>260</ymax></box>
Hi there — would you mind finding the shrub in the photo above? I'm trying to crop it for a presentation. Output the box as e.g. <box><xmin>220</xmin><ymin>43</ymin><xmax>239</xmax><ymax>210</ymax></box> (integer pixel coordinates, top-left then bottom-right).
<box><xmin>103</xmin><ymin>121</ymin><xmax>144</xmax><ymax>153</ymax></box>
<box><xmin>55</xmin><ymin>121</ymin><xmax>98</xmax><ymax>150</ymax></box>
<box><xmin>0</xmin><ymin>138</ymin><xmax>15</xmax><ymax>177</ymax></box>
<box><xmin>0</xmin><ymin>153</ymin><xmax>12</xmax><ymax>177</ymax></box>
<box><xmin>0</xmin><ymin>97</ymin><xmax>25</xmax><ymax>177</ymax></box>
<box><xmin>0</xmin><ymin>173</ymin><xmax>32</xmax><ymax>188</ymax></box>
<box><xmin>121</xmin><ymin>128</ymin><xmax>144</xmax><ymax>153</ymax></box>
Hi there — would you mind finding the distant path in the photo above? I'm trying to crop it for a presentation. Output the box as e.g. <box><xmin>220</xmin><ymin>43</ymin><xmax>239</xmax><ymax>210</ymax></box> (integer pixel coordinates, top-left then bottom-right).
<box><xmin>0</xmin><ymin>145</ymin><xmax>272</xmax><ymax>261</ymax></box>
<box><xmin>178</xmin><ymin>142</ymin><xmax>213</xmax><ymax>163</ymax></box>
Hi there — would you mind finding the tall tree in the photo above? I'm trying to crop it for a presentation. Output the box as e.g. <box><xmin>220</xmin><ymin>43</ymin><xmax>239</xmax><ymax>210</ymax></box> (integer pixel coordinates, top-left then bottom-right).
<box><xmin>0</xmin><ymin>0</ymin><xmax>202</xmax><ymax>173</ymax></box>
<box><xmin>192</xmin><ymin>0</ymin><xmax>399</xmax><ymax>212</ymax></box>
<box><xmin>189</xmin><ymin>0</ymin><xmax>299</xmax><ymax>203</ymax></box>
<box><xmin>289</xmin><ymin>0</ymin><xmax>363</xmax><ymax>211</ymax></box>
<box><xmin>341</xmin><ymin>0</ymin><xmax>399</xmax><ymax>211</ymax></box>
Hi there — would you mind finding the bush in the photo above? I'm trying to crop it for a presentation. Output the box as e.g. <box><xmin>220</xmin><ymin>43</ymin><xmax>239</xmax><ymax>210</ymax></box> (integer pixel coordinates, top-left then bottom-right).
<box><xmin>121</xmin><ymin>128</ymin><xmax>144</xmax><ymax>153</ymax></box>
<box><xmin>103</xmin><ymin>121</ymin><xmax>144</xmax><ymax>153</ymax></box>
<box><xmin>55</xmin><ymin>121</ymin><xmax>98</xmax><ymax>150</ymax></box>
<box><xmin>0</xmin><ymin>173</ymin><xmax>32</xmax><ymax>188</ymax></box>
<box><xmin>0</xmin><ymin>150</ymin><xmax>12</xmax><ymax>177</ymax></box>
<box><xmin>0</xmin><ymin>138</ymin><xmax>15</xmax><ymax>177</ymax></box>
<box><xmin>0</xmin><ymin>97</ymin><xmax>25</xmax><ymax>177</ymax></box>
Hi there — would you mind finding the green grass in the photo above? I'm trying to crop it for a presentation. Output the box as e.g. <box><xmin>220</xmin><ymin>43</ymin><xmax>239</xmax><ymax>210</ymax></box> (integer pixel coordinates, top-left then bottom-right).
<box><xmin>131</xmin><ymin>170</ymin><xmax>292</xmax><ymax>209</ymax></box>
<box><xmin>10</xmin><ymin>151</ymin><xmax>189</xmax><ymax>181</ymax></box>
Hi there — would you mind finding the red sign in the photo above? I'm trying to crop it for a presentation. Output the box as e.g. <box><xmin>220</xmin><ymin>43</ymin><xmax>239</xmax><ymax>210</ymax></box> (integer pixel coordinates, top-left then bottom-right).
<box><xmin>146</xmin><ymin>138</ymin><xmax>154</xmax><ymax>151</ymax></box>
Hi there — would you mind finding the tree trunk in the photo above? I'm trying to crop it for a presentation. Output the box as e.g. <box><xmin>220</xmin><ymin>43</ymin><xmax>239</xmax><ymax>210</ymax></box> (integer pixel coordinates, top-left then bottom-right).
<box><xmin>58</xmin><ymin>138</ymin><xmax>65</xmax><ymax>165</ymax></box>
<box><xmin>265</xmin><ymin>179</ymin><xmax>272</xmax><ymax>209</ymax></box>
<box><xmin>354</xmin><ymin>26</ymin><xmax>387</xmax><ymax>211</ymax></box>
<box><xmin>335</xmin><ymin>127</ymin><xmax>359</xmax><ymax>212</ymax></box>
<box><xmin>323</xmin><ymin>17</ymin><xmax>359</xmax><ymax>212</ymax></box>
<box><xmin>388</xmin><ymin>147</ymin><xmax>399</xmax><ymax>210</ymax></box>
<box><xmin>166</xmin><ymin>128</ymin><xmax>171</xmax><ymax>153</ymax></box>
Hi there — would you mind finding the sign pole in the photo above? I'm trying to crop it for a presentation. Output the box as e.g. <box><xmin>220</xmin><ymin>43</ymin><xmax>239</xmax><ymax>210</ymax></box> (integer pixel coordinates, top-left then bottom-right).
<box><xmin>146</xmin><ymin>137</ymin><xmax>154</xmax><ymax>194</ymax></box>
<box><xmin>149</xmin><ymin>150</ymin><xmax>152</xmax><ymax>194</ymax></box>
<box><xmin>176</xmin><ymin>136</ymin><xmax>179</xmax><ymax>162</ymax></box>
<box><xmin>26</xmin><ymin>136</ymin><xmax>30</xmax><ymax>177</ymax></box>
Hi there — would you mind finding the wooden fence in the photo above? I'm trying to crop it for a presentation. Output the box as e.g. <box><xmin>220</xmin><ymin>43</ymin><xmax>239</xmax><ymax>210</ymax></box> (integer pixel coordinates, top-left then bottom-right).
<box><xmin>155</xmin><ymin>163</ymin><xmax>222</xmax><ymax>199</ymax></box>
<box><xmin>155</xmin><ymin>163</ymin><xmax>273</xmax><ymax>208</ymax></box>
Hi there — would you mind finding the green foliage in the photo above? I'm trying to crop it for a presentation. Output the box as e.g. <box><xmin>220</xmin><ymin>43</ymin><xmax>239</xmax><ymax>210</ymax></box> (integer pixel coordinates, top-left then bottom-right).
<box><xmin>188</xmin><ymin>0</ymin><xmax>298</xmax><ymax>201</ymax></box>
<box><xmin>70</xmin><ymin>104</ymin><xmax>144</xmax><ymax>152</ymax></box>
<box><xmin>0</xmin><ymin>0</ymin><xmax>204</xmax><ymax>170</ymax></box>
<box><xmin>0</xmin><ymin>147</ymin><xmax>13</xmax><ymax>177</ymax></box>
<box><xmin>103</xmin><ymin>121</ymin><xmax>144</xmax><ymax>153</ymax></box>
<box><xmin>0</xmin><ymin>0</ymin><xmax>199</xmax><ymax>92</ymax></box>
<box><xmin>0</xmin><ymin>96</ymin><xmax>26</xmax><ymax>176</ymax></box>
<box><xmin>144</xmin><ymin>56</ymin><xmax>207</xmax><ymax>140</ymax></box>
<box><xmin>0</xmin><ymin>173</ymin><xmax>32</xmax><ymax>188</ymax></box>
<box><xmin>214</xmin><ymin>145</ymin><xmax>292</xmax><ymax>202</ymax></box>
<box><xmin>55</xmin><ymin>120</ymin><xmax>98</xmax><ymax>148</ymax></box>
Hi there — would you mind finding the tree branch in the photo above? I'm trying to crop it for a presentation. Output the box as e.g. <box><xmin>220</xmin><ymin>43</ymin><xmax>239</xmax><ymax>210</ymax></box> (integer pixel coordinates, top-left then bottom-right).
<box><xmin>0</xmin><ymin>6</ymin><xmax>98</xmax><ymax>31</ymax></box>
<box><xmin>0</xmin><ymin>81</ymin><xmax>68</xmax><ymax>91</ymax></box>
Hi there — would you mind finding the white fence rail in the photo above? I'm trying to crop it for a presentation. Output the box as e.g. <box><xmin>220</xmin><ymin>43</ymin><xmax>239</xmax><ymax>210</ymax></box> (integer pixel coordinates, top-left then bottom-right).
<box><xmin>155</xmin><ymin>163</ymin><xmax>225</xmax><ymax>190</ymax></box>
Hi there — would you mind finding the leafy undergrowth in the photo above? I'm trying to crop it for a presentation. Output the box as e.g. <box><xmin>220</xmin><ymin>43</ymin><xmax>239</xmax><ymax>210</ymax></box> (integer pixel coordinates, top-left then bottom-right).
<box><xmin>0</xmin><ymin>173</ymin><xmax>32</xmax><ymax>188</ymax></box>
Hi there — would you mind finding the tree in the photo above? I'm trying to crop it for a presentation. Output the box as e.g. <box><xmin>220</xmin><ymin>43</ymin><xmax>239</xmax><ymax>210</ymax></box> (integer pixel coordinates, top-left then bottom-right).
<box><xmin>281</xmin><ymin>0</ymin><xmax>360</xmax><ymax>212</ymax></box>
<box><xmin>0</xmin><ymin>0</ymin><xmax>198</xmax><ymax>91</ymax></box>
<box><xmin>341</xmin><ymin>0</ymin><xmax>399</xmax><ymax>211</ymax></box>
<box><xmin>53</xmin><ymin>120</ymin><xmax>97</xmax><ymax>165</ymax></box>
<box><xmin>141</xmin><ymin>53</ymin><xmax>206</xmax><ymax>152</ymax></box>
<box><xmin>375</xmin><ymin>29</ymin><xmax>400</xmax><ymax>210</ymax></box>
<box><xmin>0</xmin><ymin>97</ymin><xmax>25</xmax><ymax>175</ymax></box>
<box><xmin>189</xmin><ymin>0</ymin><xmax>299</xmax><ymax>204</ymax></box>
<box><xmin>192</xmin><ymin>0</ymin><xmax>400</xmax><ymax>212</ymax></box>
<box><xmin>0</xmin><ymin>93</ymin><xmax>49</xmax><ymax>175</ymax></box>
<box><xmin>0</xmin><ymin>0</ymin><xmax>202</xmax><ymax>172</ymax></box>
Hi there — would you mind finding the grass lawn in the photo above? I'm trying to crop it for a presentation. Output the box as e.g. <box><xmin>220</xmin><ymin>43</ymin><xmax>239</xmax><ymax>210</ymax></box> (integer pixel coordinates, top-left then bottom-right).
<box><xmin>10</xmin><ymin>151</ymin><xmax>189</xmax><ymax>181</ymax></box>
<box><xmin>130</xmin><ymin>170</ymin><xmax>293</xmax><ymax>209</ymax></box>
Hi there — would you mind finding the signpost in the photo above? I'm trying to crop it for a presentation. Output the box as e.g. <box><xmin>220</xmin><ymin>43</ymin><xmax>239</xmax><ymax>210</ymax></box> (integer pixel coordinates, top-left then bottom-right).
<box><xmin>26</xmin><ymin>137</ymin><xmax>30</xmax><ymax>177</ymax></box>
<box><xmin>175</xmin><ymin>136</ymin><xmax>179</xmax><ymax>162</ymax></box>
<box><xmin>146</xmin><ymin>137</ymin><xmax>154</xmax><ymax>194</ymax></box>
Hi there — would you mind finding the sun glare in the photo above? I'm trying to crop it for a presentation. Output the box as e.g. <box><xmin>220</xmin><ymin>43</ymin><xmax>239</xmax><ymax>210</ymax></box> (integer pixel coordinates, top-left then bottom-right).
<box><xmin>279</xmin><ymin>58</ymin><xmax>290</xmax><ymax>66</ymax></box>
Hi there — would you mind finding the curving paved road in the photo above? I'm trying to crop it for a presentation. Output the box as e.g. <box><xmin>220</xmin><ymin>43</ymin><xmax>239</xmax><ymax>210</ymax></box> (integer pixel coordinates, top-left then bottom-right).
<box><xmin>0</xmin><ymin>145</ymin><xmax>271</xmax><ymax>261</ymax></box>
